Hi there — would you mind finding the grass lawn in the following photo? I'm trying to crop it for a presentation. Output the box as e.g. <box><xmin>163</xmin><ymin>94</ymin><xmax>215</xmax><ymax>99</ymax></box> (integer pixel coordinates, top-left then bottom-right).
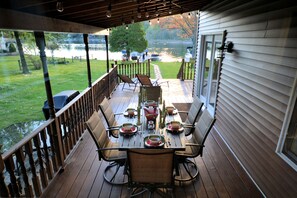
<box><xmin>0</xmin><ymin>55</ymin><xmax>107</xmax><ymax>130</ymax></box>
<box><xmin>152</xmin><ymin>61</ymin><xmax>182</xmax><ymax>79</ymax></box>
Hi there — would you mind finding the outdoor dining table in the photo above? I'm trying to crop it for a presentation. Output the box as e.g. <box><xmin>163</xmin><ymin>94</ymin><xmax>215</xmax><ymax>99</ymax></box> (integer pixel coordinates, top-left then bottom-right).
<box><xmin>117</xmin><ymin>102</ymin><xmax>186</xmax><ymax>151</ymax></box>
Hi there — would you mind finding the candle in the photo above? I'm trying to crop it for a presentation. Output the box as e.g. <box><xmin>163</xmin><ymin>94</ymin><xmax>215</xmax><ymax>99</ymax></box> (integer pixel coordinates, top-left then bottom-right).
<box><xmin>137</xmin><ymin>106</ymin><xmax>141</xmax><ymax>125</ymax></box>
<box><xmin>138</xmin><ymin>92</ymin><xmax>141</xmax><ymax>107</ymax></box>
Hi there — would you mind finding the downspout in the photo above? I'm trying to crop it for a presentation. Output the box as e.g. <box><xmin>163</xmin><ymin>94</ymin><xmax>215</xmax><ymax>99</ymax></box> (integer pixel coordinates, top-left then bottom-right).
<box><xmin>34</xmin><ymin>31</ymin><xmax>65</xmax><ymax>168</ymax></box>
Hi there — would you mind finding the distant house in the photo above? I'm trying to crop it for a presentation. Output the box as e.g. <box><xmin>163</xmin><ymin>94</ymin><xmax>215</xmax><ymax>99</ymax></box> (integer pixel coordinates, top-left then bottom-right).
<box><xmin>193</xmin><ymin>0</ymin><xmax>297</xmax><ymax>196</ymax></box>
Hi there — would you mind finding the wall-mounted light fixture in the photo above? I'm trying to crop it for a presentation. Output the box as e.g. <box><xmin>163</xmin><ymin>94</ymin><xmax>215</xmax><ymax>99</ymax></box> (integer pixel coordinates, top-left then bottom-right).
<box><xmin>217</xmin><ymin>41</ymin><xmax>233</xmax><ymax>58</ymax></box>
<box><xmin>56</xmin><ymin>0</ymin><xmax>64</xmax><ymax>12</ymax></box>
<box><xmin>106</xmin><ymin>3</ymin><xmax>112</xmax><ymax>18</ymax></box>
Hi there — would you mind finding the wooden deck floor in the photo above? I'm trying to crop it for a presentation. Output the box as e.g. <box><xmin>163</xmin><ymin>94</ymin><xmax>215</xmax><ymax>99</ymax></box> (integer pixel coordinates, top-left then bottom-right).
<box><xmin>41</xmin><ymin>80</ymin><xmax>262</xmax><ymax>198</ymax></box>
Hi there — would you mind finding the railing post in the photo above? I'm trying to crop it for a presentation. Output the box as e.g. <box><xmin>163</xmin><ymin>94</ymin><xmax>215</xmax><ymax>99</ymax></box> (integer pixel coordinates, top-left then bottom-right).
<box><xmin>147</xmin><ymin>59</ymin><xmax>151</xmax><ymax>77</ymax></box>
<box><xmin>0</xmin><ymin>154</ymin><xmax>10</xmax><ymax>197</ymax></box>
<box><xmin>181</xmin><ymin>59</ymin><xmax>185</xmax><ymax>81</ymax></box>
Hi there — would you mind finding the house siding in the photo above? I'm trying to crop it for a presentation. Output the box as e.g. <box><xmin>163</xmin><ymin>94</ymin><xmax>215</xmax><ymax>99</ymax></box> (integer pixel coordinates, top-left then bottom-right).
<box><xmin>195</xmin><ymin>0</ymin><xmax>297</xmax><ymax>197</ymax></box>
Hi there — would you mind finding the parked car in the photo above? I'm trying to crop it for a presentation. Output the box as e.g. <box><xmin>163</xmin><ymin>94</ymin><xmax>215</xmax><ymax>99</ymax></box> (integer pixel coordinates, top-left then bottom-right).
<box><xmin>130</xmin><ymin>51</ymin><xmax>140</xmax><ymax>60</ymax></box>
<box><xmin>150</xmin><ymin>54</ymin><xmax>161</xmax><ymax>61</ymax></box>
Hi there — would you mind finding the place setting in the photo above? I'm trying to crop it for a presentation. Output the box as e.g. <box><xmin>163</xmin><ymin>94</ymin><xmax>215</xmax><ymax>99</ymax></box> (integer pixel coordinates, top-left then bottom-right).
<box><xmin>144</xmin><ymin>134</ymin><xmax>165</xmax><ymax>148</ymax></box>
<box><xmin>165</xmin><ymin>121</ymin><xmax>184</xmax><ymax>134</ymax></box>
<box><xmin>123</xmin><ymin>108</ymin><xmax>138</xmax><ymax>118</ymax></box>
<box><xmin>119</xmin><ymin>123</ymin><xmax>138</xmax><ymax>136</ymax></box>
<box><xmin>165</xmin><ymin>106</ymin><xmax>178</xmax><ymax>116</ymax></box>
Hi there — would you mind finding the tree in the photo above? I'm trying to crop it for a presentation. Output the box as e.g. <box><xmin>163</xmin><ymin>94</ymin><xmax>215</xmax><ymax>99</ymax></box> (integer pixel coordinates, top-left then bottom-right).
<box><xmin>160</xmin><ymin>12</ymin><xmax>198</xmax><ymax>46</ymax></box>
<box><xmin>14</xmin><ymin>31</ymin><xmax>30</xmax><ymax>74</ymax></box>
<box><xmin>109</xmin><ymin>23</ymin><xmax>148</xmax><ymax>60</ymax></box>
<box><xmin>45</xmin><ymin>33</ymin><xmax>67</xmax><ymax>64</ymax></box>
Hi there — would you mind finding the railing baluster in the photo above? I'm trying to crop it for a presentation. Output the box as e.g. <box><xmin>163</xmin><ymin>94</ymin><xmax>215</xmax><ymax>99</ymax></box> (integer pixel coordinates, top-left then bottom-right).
<box><xmin>15</xmin><ymin>148</ymin><xmax>33</xmax><ymax>197</ymax></box>
<box><xmin>5</xmin><ymin>156</ymin><xmax>21</xmax><ymax>196</ymax></box>
<box><xmin>25</xmin><ymin>140</ymin><xmax>42</xmax><ymax>196</ymax></box>
<box><xmin>40</xmin><ymin>129</ymin><xmax>53</xmax><ymax>179</ymax></box>
<box><xmin>48</xmin><ymin>123</ymin><xmax>58</xmax><ymax>172</ymax></box>
<box><xmin>0</xmin><ymin>155</ymin><xmax>11</xmax><ymax>197</ymax></box>
<box><xmin>33</xmin><ymin>134</ymin><xmax>48</xmax><ymax>188</ymax></box>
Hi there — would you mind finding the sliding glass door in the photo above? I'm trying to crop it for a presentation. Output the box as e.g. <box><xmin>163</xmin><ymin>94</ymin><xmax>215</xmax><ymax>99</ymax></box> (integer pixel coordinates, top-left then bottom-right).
<box><xmin>199</xmin><ymin>34</ymin><xmax>222</xmax><ymax>115</ymax></box>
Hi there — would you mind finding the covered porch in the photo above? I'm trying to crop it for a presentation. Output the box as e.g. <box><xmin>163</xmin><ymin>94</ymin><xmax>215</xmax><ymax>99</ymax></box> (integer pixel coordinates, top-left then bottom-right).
<box><xmin>41</xmin><ymin>80</ymin><xmax>261</xmax><ymax>197</ymax></box>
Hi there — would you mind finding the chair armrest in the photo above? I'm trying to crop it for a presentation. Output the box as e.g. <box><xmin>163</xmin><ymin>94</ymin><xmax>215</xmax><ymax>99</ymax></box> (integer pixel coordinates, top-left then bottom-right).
<box><xmin>178</xmin><ymin>111</ymin><xmax>188</xmax><ymax>114</ymax></box>
<box><xmin>185</xmin><ymin>143</ymin><xmax>203</xmax><ymax>147</ymax></box>
<box><xmin>114</xmin><ymin>113</ymin><xmax>123</xmax><ymax>116</ymax></box>
<box><xmin>96</xmin><ymin>147</ymin><xmax>121</xmax><ymax>151</ymax></box>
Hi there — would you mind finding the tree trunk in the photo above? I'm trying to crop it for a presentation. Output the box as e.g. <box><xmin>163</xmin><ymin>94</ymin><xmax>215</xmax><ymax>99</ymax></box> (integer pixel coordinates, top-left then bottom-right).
<box><xmin>14</xmin><ymin>31</ymin><xmax>29</xmax><ymax>74</ymax></box>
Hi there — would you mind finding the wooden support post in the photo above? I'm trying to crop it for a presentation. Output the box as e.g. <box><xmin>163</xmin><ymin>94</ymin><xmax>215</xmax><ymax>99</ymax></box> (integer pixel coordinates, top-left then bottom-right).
<box><xmin>83</xmin><ymin>34</ymin><xmax>92</xmax><ymax>88</ymax></box>
<box><xmin>34</xmin><ymin>31</ymin><xmax>65</xmax><ymax>168</ymax></box>
<box><xmin>105</xmin><ymin>35</ymin><xmax>110</xmax><ymax>73</ymax></box>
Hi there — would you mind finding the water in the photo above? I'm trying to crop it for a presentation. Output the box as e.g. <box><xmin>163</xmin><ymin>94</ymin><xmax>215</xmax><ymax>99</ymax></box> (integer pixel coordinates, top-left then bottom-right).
<box><xmin>0</xmin><ymin>120</ymin><xmax>45</xmax><ymax>153</ymax></box>
<box><xmin>45</xmin><ymin>40</ymin><xmax>193</xmax><ymax>62</ymax></box>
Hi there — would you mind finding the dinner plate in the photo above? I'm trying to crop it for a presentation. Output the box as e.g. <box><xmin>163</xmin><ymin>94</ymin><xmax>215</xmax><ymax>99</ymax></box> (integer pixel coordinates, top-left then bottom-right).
<box><xmin>119</xmin><ymin>123</ymin><xmax>138</xmax><ymax>136</ymax></box>
<box><xmin>166</xmin><ymin>122</ymin><xmax>184</xmax><ymax>133</ymax></box>
<box><xmin>123</xmin><ymin>108</ymin><xmax>138</xmax><ymax>117</ymax></box>
<box><xmin>144</xmin><ymin>135</ymin><xmax>165</xmax><ymax>148</ymax></box>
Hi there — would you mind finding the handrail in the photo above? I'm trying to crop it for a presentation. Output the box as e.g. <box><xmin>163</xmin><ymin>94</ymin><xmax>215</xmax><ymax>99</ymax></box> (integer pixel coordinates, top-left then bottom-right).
<box><xmin>115</xmin><ymin>59</ymin><xmax>151</xmax><ymax>79</ymax></box>
<box><xmin>0</xmin><ymin>67</ymin><xmax>118</xmax><ymax>197</ymax></box>
<box><xmin>177</xmin><ymin>59</ymin><xmax>195</xmax><ymax>80</ymax></box>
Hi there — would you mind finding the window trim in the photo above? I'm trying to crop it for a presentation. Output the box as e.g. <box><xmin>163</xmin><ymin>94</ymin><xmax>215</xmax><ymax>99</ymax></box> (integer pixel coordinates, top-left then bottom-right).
<box><xmin>276</xmin><ymin>75</ymin><xmax>297</xmax><ymax>172</ymax></box>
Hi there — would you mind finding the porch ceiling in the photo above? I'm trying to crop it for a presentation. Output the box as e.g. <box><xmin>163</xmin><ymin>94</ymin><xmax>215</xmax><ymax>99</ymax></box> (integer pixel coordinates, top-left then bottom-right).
<box><xmin>0</xmin><ymin>0</ymin><xmax>213</xmax><ymax>33</ymax></box>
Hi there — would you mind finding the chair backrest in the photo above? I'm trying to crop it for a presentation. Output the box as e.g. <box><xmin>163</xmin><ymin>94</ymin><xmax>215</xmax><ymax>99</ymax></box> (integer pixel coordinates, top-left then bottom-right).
<box><xmin>140</xmin><ymin>86</ymin><xmax>162</xmax><ymax>103</ymax></box>
<box><xmin>85</xmin><ymin>111</ymin><xmax>111</xmax><ymax>161</ymax></box>
<box><xmin>118</xmin><ymin>74</ymin><xmax>134</xmax><ymax>84</ymax></box>
<box><xmin>192</xmin><ymin>110</ymin><xmax>216</xmax><ymax>157</ymax></box>
<box><xmin>136</xmin><ymin>74</ymin><xmax>153</xmax><ymax>87</ymax></box>
<box><xmin>187</xmin><ymin>96</ymin><xmax>203</xmax><ymax>124</ymax></box>
<box><xmin>127</xmin><ymin>149</ymin><xmax>174</xmax><ymax>185</ymax></box>
<box><xmin>99</xmin><ymin>97</ymin><xmax>116</xmax><ymax>128</ymax></box>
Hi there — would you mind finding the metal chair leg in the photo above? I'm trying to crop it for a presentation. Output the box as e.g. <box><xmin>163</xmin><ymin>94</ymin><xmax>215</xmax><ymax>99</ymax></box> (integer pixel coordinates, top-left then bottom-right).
<box><xmin>104</xmin><ymin>162</ymin><xmax>128</xmax><ymax>185</ymax></box>
<box><xmin>175</xmin><ymin>159</ymin><xmax>199</xmax><ymax>182</ymax></box>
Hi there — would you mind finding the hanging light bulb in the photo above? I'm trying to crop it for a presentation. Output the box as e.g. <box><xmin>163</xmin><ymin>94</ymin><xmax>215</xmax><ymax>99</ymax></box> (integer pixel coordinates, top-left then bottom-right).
<box><xmin>131</xmin><ymin>16</ymin><xmax>135</xmax><ymax>24</ymax></box>
<box><xmin>188</xmin><ymin>12</ymin><xmax>191</xmax><ymax>18</ymax></box>
<box><xmin>145</xmin><ymin>8</ymin><xmax>149</xmax><ymax>18</ymax></box>
<box><xmin>137</xmin><ymin>7</ymin><xmax>141</xmax><ymax>18</ymax></box>
<box><xmin>149</xmin><ymin>20</ymin><xmax>151</xmax><ymax>25</ymax></box>
<box><xmin>196</xmin><ymin>11</ymin><xmax>199</xmax><ymax>17</ymax></box>
<box><xmin>168</xmin><ymin>6</ymin><xmax>172</xmax><ymax>14</ymax></box>
<box><xmin>106</xmin><ymin>3</ymin><xmax>112</xmax><ymax>18</ymax></box>
<box><xmin>157</xmin><ymin>18</ymin><xmax>160</xmax><ymax>23</ymax></box>
<box><xmin>163</xmin><ymin>0</ymin><xmax>166</xmax><ymax>6</ymax></box>
<box><xmin>155</xmin><ymin>6</ymin><xmax>159</xmax><ymax>17</ymax></box>
<box><xmin>56</xmin><ymin>0</ymin><xmax>64</xmax><ymax>12</ymax></box>
<box><xmin>126</xmin><ymin>25</ymin><xmax>129</xmax><ymax>30</ymax></box>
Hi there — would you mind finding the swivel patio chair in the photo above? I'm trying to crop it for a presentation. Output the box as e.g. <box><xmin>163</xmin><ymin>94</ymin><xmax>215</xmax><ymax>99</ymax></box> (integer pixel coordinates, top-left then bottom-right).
<box><xmin>127</xmin><ymin>149</ymin><xmax>175</xmax><ymax>197</ymax></box>
<box><xmin>85</xmin><ymin>111</ymin><xmax>127</xmax><ymax>185</ymax></box>
<box><xmin>99</xmin><ymin>97</ymin><xmax>122</xmax><ymax>138</ymax></box>
<box><xmin>136</xmin><ymin>74</ymin><xmax>169</xmax><ymax>87</ymax></box>
<box><xmin>174</xmin><ymin>110</ymin><xmax>216</xmax><ymax>183</ymax></box>
<box><xmin>118</xmin><ymin>74</ymin><xmax>138</xmax><ymax>91</ymax></box>
<box><xmin>178</xmin><ymin>96</ymin><xmax>204</xmax><ymax>136</ymax></box>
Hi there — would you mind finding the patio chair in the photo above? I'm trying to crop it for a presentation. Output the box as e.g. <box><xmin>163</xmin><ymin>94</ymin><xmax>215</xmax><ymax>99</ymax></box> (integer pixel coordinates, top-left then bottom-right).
<box><xmin>174</xmin><ymin>110</ymin><xmax>216</xmax><ymax>183</ymax></box>
<box><xmin>99</xmin><ymin>97</ymin><xmax>122</xmax><ymax>138</ymax></box>
<box><xmin>118</xmin><ymin>74</ymin><xmax>137</xmax><ymax>91</ymax></box>
<box><xmin>140</xmin><ymin>86</ymin><xmax>162</xmax><ymax>103</ymax></box>
<box><xmin>136</xmin><ymin>74</ymin><xmax>169</xmax><ymax>87</ymax></box>
<box><xmin>127</xmin><ymin>149</ymin><xmax>175</xmax><ymax>197</ymax></box>
<box><xmin>178</xmin><ymin>96</ymin><xmax>203</xmax><ymax>136</ymax></box>
<box><xmin>85</xmin><ymin>111</ymin><xmax>127</xmax><ymax>185</ymax></box>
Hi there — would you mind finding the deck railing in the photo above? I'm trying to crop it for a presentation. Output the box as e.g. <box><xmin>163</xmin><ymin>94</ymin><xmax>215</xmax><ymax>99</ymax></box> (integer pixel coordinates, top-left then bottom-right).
<box><xmin>0</xmin><ymin>67</ymin><xmax>118</xmax><ymax>197</ymax></box>
<box><xmin>115</xmin><ymin>59</ymin><xmax>151</xmax><ymax>79</ymax></box>
<box><xmin>177</xmin><ymin>59</ymin><xmax>195</xmax><ymax>80</ymax></box>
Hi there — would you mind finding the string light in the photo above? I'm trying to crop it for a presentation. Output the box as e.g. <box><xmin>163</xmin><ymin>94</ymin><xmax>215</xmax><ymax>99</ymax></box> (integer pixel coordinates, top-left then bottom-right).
<box><xmin>145</xmin><ymin>8</ymin><xmax>149</xmax><ymax>18</ymax></box>
<box><xmin>188</xmin><ymin>13</ymin><xmax>191</xmax><ymax>18</ymax></box>
<box><xmin>149</xmin><ymin>20</ymin><xmax>151</xmax><ymax>25</ymax></box>
<box><xmin>157</xmin><ymin>18</ymin><xmax>160</xmax><ymax>23</ymax></box>
<box><xmin>106</xmin><ymin>3</ymin><xmax>112</xmax><ymax>18</ymax></box>
<box><xmin>56</xmin><ymin>0</ymin><xmax>64</xmax><ymax>12</ymax></box>
<box><xmin>126</xmin><ymin>25</ymin><xmax>129</xmax><ymax>29</ymax></box>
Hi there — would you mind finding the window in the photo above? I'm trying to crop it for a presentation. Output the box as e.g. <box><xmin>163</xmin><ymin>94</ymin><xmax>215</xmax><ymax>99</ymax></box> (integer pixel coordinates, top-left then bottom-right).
<box><xmin>198</xmin><ymin>34</ymin><xmax>222</xmax><ymax>115</ymax></box>
<box><xmin>277</xmin><ymin>81</ymin><xmax>297</xmax><ymax>171</ymax></box>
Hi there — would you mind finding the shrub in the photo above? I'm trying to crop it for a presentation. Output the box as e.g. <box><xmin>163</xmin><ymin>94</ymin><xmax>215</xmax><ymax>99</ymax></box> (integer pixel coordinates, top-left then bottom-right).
<box><xmin>8</xmin><ymin>43</ymin><xmax>16</xmax><ymax>53</ymax></box>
